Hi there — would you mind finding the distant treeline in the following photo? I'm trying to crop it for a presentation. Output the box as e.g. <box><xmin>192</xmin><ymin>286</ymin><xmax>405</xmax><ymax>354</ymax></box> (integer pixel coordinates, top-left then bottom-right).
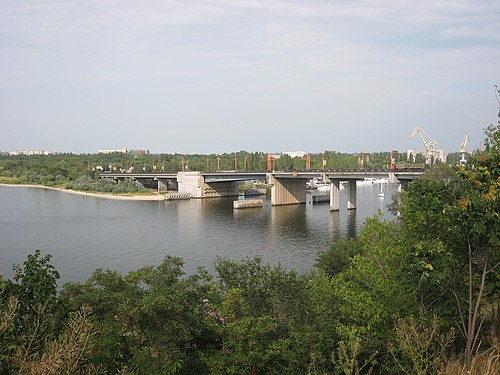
<box><xmin>0</xmin><ymin>150</ymin><xmax>432</xmax><ymax>187</ymax></box>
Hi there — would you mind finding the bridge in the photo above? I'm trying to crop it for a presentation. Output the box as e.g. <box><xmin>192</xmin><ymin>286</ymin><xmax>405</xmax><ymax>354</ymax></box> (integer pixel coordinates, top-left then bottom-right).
<box><xmin>100</xmin><ymin>168</ymin><xmax>424</xmax><ymax>210</ymax></box>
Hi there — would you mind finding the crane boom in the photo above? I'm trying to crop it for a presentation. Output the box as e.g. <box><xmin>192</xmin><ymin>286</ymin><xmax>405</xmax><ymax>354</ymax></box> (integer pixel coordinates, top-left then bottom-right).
<box><xmin>410</xmin><ymin>127</ymin><xmax>438</xmax><ymax>165</ymax></box>
<box><xmin>460</xmin><ymin>132</ymin><xmax>469</xmax><ymax>153</ymax></box>
<box><xmin>410</xmin><ymin>127</ymin><xmax>437</xmax><ymax>151</ymax></box>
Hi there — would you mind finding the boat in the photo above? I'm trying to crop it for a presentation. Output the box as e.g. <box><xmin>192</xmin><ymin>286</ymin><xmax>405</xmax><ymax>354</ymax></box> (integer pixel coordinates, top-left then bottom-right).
<box><xmin>378</xmin><ymin>184</ymin><xmax>384</xmax><ymax>198</ymax></box>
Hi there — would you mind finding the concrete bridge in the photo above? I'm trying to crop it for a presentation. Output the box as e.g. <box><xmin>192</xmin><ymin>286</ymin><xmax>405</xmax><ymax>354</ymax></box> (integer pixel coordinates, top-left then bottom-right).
<box><xmin>100</xmin><ymin>168</ymin><xmax>424</xmax><ymax>210</ymax></box>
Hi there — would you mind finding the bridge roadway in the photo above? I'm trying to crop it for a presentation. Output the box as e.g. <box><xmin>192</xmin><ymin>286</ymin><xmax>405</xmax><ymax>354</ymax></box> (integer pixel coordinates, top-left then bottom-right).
<box><xmin>100</xmin><ymin>168</ymin><xmax>424</xmax><ymax>209</ymax></box>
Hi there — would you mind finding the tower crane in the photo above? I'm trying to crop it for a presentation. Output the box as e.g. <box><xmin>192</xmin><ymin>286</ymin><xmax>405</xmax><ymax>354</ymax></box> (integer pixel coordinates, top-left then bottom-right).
<box><xmin>459</xmin><ymin>132</ymin><xmax>469</xmax><ymax>166</ymax></box>
<box><xmin>410</xmin><ymin>127</ymin><xmax>437</xmax><ymax>165</ymax></box>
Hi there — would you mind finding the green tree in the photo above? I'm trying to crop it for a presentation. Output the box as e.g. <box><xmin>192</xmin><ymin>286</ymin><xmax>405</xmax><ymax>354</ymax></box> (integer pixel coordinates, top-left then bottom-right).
<box><xmin>3</xmin><ymin>250</ymin><xmax>61</xmax><ymax>335</ymax></box>
<box><xmin>448</xmin><ymin>122</ymin><xmax>500</xmax><ymax>372</ymax></box>
<box><xmin>398</xmin><ymin>122</ymin><xmax>500</xmax><ymax>372</ymax></box>
<box><xmin>316</xmin><ymin>238</ymin><xmax>364</xmax><ymax>278</ymax></box>
<box><xmin>62</xmin><ymin>256</ymin><xmax>215</xmax><ymax>374</ymax></box>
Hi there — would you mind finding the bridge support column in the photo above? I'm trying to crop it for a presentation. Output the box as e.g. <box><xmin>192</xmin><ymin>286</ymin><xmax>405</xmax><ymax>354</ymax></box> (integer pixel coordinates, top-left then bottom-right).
<box><xmin>177</xmin><ymin>172</ymin><xmax>203</xmax><ymax>197</ymax></box>
<box><xmin>329</xmin><ymin>180</ymin><xmax>340</xmax><ymax>211</ymax></box>
<box><xmin>177</xmin><ymin>172</ymin><xmax>238</xmax><ymax>198</ymax></box>
<box><xmin>156</xmin><ymin>178</ymin><xmax>168</xmax><ymax>192</ymax></box>
<box><xmin>388</xmin><ymin>172</ymin><xmax>398</xmax><ymax>184</ymax></box>
<box><xmin>347</xmin><ymin>180</ymin><xmax>357</xmax><ymax>210</ymax></box>
<box><xmin>269</xmin><ymin>175</ymin><xmax>307</xmax><ymax>206</ymax></box>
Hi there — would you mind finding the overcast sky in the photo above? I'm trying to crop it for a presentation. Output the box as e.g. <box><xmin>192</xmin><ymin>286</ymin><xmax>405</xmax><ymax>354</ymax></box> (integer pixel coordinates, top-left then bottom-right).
<box><xmin>1</xmin><ymin>0</ymin><xmax>499</xmax><ymax>154</ymax></box>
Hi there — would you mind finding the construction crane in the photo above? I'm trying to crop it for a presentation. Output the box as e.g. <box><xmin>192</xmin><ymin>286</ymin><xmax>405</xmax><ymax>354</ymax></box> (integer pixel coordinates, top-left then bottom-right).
<box><xmin>410</xmin><ymin>127</ymin><xmax>437</xmax><ymax>165</ymax></box>
<box><xmin>459</xmin><ymin>132</ymin><xmax>469</xmax><ymax>166</ymax></box>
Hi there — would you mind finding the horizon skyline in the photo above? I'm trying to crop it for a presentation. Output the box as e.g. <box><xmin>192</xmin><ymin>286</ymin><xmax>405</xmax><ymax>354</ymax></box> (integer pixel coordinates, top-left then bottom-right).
<box><xmin>0</xmin><ymin>142</ymin><xmax>478</xmax><ymax>156</ymax></box>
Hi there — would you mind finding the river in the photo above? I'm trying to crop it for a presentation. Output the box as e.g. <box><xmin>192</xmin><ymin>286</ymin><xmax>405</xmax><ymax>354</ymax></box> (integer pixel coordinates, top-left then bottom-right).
<box><xmin>0</xmin><ymin>183</ymin><xmax>398</xmax><ymax>284</ymax></box>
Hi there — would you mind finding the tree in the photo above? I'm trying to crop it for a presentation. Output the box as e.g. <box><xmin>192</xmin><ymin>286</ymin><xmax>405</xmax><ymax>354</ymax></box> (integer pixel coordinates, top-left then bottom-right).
<box><xmin>316</xmin><ymin>238</ymin><xmax>364</xmax><ymax>277</ymax></box>
<box><xmin>210</xmin><ymin>257</ymin><xmax>323</xmax><ymax>374</ymax></box>
<box><xmin>449</xmin><ymin>122</ymin><xmax>500</xmax><ymax>372</ymax></box>
<box><xmin>61</xmin><ymin>256</ymin><xmax>216</xmax><ymax>374</ymax></box>
<box><xmin>2</xmin><ymin>251</ymin><xmax>61</xmax><ymax>354</ymax></box>
<box><xmin>398</xmin><ymin>122</ymin><xmax>500</xmax><ymax>373</ymax></box>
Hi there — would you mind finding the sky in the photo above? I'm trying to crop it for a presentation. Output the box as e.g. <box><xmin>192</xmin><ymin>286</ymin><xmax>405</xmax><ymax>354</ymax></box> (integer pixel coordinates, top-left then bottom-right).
<box><xmin>1</xmin><ymin>0</ymin><xmax>499</xmax><ymax>154</ymax></box>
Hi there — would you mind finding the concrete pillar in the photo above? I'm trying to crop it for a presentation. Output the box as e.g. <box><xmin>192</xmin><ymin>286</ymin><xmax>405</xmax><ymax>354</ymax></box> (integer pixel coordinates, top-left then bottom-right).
<box><xmin>269</xmin><ymin>174</ymin><xmax>307</xmax><ymax>206</ymax></box>
<box><xmin>347</xmin><ymin>180</ymin><xmax>357</xmax><ymax>210</ymax></box>
<box><xmin>329</xmin><ymin>180</ymin><xmax>340</xmax><ymax>211</ymax></box>
<box><xmin>177</xmin><ymin>172</ymin><xmax>203</xmax><ymax>197</ymax></box>
<box><xmin>156</xmin><ymin>178</ymin><xmax>168</xmax><ymax>192</ymax></box>
<box><xmin>177</xmin><ymin>172</ymin><xmax>238</xmax><ymax>198</ymax></box>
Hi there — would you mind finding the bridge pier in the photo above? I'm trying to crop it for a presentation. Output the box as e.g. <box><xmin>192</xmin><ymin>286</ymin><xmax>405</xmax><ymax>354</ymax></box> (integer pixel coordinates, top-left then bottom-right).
<box><xmin>347</xmin><ymin>180</ymin><xmax>357</xmax><ymax>210</ymax></box>
<box><xmin>156</xmin><ymin>178</ymin><xmax>168</xmax><ymax>192</ymax></box>
<box><xmin>177</xmin><ymin>172</ymin><xmax>238</xmax><ymax>198</ymax></box>
<box><xmin>329</xmin><ymin>180</ymin><xmax>341</xmax><ymax>211</ymax></box>
<box><xmin>155</xmin><ymin>177</ymin><xmax>177</xmax><ymax>192</ymax></box>
<box><xmin>269</xmin><ymin>174</ymin><xmax>308</xmax><ymax>206</ymax></box>
<box><xmin>328</xmin><ymin>178</ymin><xmax>360</xmax><ymax>210</ymax></box>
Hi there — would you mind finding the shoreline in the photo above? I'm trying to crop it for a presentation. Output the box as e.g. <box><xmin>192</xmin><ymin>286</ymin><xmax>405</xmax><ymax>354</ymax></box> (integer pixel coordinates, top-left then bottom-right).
<box><xmin>0</xmin><ymin>183</ymin><xmax>166</xmax><ymax>201</ymax></box>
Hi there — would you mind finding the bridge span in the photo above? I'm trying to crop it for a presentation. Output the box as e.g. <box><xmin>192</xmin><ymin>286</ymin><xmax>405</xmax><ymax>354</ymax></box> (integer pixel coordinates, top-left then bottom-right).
<box><xmin>100</xmin><ymin>168</ymin><xmax>424</xmax><ymax>209</ymax></box>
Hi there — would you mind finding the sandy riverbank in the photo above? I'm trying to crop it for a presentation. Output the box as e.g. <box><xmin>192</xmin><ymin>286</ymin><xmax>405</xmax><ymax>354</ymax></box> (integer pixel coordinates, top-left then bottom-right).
<box><xmin>0</xmin><ymin>183</ymin><xmax>166</xmax><ymax>201</ymax></box>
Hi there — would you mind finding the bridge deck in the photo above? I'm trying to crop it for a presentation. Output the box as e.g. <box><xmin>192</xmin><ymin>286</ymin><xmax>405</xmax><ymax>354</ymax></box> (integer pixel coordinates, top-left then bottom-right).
<box><xmin>100</xmin><ymin>168</ymin><xmax>424</xmax><ymax>182</ymax></box>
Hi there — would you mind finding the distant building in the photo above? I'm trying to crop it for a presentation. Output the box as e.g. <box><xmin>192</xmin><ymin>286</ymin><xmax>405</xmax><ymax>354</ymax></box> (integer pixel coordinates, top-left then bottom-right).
<box><xmin>406</xmin><ymin>149</ymin><xmax>446</xmax><ymax>163</ymax></box>
<box><xmin>434</xmin><ymin>149</ymin><xmax>447</xmax><ymax>162</ymax></box>
<box><xmin>96</xmin><ymin>148</ymin><xmax>150</xmax><ymax>155</ymax></box>
<box><xmin>97</xmin><ymin>148</ymin><xmax>130</xmax><ymax>154</ymax></box>
<box><xmin>129</xmin><ymin>148</ymin><xmax>150</xmax><ymax>155</ymax></box>
<box><xmin>283</xmin><ymin>151</ymin><xmax>306</xmax><ymax>158</ymax></box>
<box><xmin>9</xmin><ymin>150</ymin><xmax>52</xmax><ymax>156</ymax></box>
<box><xmin>406</xmin><ymin>149</ymin><xmax>418</xmax><ymax>162</ymax></box>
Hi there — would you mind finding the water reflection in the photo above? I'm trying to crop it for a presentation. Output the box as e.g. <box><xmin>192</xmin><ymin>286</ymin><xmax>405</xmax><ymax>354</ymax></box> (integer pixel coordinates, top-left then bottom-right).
<box><xmin>270</xmin><ymin>204</ymin><xmax>308</xmax><ymax>238</ymax></box>
<box><xmin>346</xmin><ymin>210</ymin><xmax>357</xmax><ymax>238</ymax></box>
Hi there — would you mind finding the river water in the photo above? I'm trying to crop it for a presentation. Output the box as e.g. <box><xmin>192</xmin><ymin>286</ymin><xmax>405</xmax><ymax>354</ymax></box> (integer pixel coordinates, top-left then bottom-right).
<box><xmin>0</xmin><ymin>183</ymin><xmax>398</xmax><ymax>284</ymax></box>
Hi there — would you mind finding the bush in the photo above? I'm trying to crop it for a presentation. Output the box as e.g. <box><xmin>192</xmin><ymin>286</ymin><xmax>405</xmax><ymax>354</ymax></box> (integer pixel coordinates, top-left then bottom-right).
<box><xmin>66</xmin><ymin>177</ymin><xmax>147</xmax><ymax>193</ymax></box>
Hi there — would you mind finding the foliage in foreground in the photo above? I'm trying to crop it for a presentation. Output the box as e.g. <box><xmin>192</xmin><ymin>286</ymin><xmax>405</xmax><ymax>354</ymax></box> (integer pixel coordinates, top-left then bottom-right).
<box><xmin>0</xmin><ymin>123</ymin><xmax>499</xmax><ymax>374</ymax></box>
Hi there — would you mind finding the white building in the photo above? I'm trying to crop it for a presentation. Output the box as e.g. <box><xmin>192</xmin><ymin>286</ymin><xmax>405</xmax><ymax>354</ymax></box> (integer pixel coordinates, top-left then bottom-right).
<box><xmin>283</xmin><ymin>151</ymin><xmax>306</xmax><ymax>158</ymax></box>
<box><xmin>9</xmin><ymin>150</ymin><xmax>52</xmax><ymax>156</ymax></box>
<box><xmin>97</xmin><ymin>148</ymin><xmax>130</xmax><ymax>154</ymax></box>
